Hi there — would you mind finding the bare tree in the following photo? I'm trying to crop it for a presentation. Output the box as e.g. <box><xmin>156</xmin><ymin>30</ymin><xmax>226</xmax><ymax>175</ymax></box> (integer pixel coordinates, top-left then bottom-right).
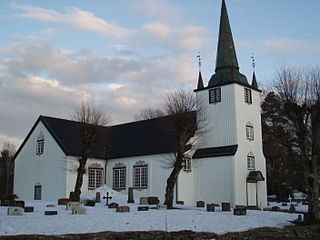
<box><xmin>0</xmin><ymin>142</ymin><xmax>16</xmax><ymax>198</ymax></box>
<box><xmin>273</xmin><ymin>64</ymin><xmax>320</xmax><ymax>223</ymax></box>
<box><xmin>133</xmin><ymin>108</ymin><xmax>165</xmax><ymax>121</ymax></box>
<box><xmin>162</xmin><ymin>89</ymin><xmax>207</xmax><ymax>208</ymax></box>
<box><xmin>71</xmin><ymin>103</ymin><xmax>110</xmax><ymax>200</ymax></box>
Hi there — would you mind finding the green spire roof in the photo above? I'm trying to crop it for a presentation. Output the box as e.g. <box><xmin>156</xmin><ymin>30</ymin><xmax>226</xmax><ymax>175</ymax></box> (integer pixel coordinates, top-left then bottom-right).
<box><xmin>208</xmin><ymin>0</ymin><xmax>249</xmax><ymax>87</ymax></box>
<box><xmin>197</xmin><ymin>71</ymin><xmax>204</xmax><ymax>89</ymax></box>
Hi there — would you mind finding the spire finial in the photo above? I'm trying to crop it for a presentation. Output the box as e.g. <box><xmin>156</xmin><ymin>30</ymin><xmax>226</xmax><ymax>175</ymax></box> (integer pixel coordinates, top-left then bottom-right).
<box><xmin>197</xmin><ymin>51</ymin><xmax>202</xmax><ymax>72</ymax></box>
<box><xmin>251</xmin><ymin>53</ymin><xmax>256</xmax><ymax>72</ymax></box>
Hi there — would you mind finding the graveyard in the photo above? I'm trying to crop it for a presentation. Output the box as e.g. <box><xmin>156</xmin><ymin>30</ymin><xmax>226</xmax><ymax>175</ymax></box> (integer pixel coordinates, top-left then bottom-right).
<box><xmin>0</xmin><ymin>185</ymin><xmax>305</xmax><ymax>236</ymax></box>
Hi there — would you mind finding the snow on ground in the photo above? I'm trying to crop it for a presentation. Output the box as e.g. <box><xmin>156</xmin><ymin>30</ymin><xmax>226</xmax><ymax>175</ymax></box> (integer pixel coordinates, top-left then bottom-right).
<box><xmin>0</xmin><ymin>186</ymin><xmax>301</xmax><ymax>236</ymax></box>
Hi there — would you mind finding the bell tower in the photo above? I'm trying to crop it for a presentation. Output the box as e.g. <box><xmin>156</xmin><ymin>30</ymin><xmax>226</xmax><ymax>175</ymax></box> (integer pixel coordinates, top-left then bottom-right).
<box><xmin>193</xmin><ymin>0</ymin><xmax>267</xmax><ymax>208</ymax></box>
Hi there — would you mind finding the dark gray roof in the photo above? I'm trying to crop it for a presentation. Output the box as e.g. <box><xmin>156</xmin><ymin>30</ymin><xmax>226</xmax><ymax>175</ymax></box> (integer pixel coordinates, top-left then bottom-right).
<box><xmin>15</xmin><ymin>112</ymin><xmax>197</xmax><ymax>160</ymax></box>
<box><xmin>193</xmin><ymin>145</ymin><xmax>238</xmax><ymax>159</ymax></box>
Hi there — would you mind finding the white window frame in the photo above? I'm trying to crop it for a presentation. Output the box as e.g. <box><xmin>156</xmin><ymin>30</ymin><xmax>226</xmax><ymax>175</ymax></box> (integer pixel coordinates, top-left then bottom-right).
<box><xmin>209</xmin><ymin>87</ymin><xmax>221</xmax><ymax>104</ymax></box>
<box><xmin>246</xmin><ymin>123</ymin><xmax>254</xmax><ymax>140</ymax></box>
<box><xmin>183</xmin><ymin>158</ymin><xmax>192</xmax><ymax>172</ymax></box>
<box><xmin>88</xmin><ymin>168</ymin><xmax>103</xmax><ymax>190</ymax></box>
<box><xmin>133</xmin><ymin>165</ymin><xmax>148</xmax><ymax>189</ymax></box>
<box><xmin>244</xmin><ymin>88</ymin><xmax>252</xmax><ymax>104</ymax></box>
<box><xmin>113</xmin><ymin>167</ymin><xmax>126</xmax><ymax>190</ymax></box>
<box><xmin>247</xmin><ymin>154</ymin><xmax>255</xmax><ymax>170</ymax></box>
<box><xmin>36</xmin><ymin>132</ymin><xmax>44</xmax><ymax>155</ymax></box>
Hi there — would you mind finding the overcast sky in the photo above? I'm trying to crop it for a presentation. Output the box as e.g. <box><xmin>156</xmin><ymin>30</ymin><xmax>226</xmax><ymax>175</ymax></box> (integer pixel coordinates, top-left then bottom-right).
<box><xmin>1</xmin><ymin>0</ymin><xmax>319</xmax><ymax>149</ymax></box>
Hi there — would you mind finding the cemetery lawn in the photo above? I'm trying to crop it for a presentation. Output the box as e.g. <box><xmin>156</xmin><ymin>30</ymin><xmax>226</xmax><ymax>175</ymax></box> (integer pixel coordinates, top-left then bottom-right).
<box><xmin>0</xmin><ymin>186</ymin><xmax>303</xmax><ymax>236</ymax></box>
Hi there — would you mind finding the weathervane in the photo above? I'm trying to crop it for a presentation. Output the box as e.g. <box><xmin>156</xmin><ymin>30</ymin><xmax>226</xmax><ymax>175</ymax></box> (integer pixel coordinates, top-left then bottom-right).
<box><xmin>197</xmin><ymin>51</ymin><xmax>202</xmax><ymax>71</ymax></box>
<box><xmin>251</xmin><ymin>53</ymin><xmax>256</xmax><ymax>71</ymax></box>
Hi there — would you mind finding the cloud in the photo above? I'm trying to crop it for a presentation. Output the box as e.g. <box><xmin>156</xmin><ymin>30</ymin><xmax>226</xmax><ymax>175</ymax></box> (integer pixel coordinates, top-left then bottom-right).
<box><xmin>11</xmin><ymin>3</ymin><xmax>130</xmax><ymax>38</ymax></box>
<box><xmin>263</xmin><ymin>37</ymin><xmax>320</xmax><ymax>56</ymax></box>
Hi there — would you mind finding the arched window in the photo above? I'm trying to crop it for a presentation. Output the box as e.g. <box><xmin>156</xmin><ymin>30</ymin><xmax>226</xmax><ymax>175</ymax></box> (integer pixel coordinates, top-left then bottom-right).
<box><xmin>36</xmin><ymin>132</ymin><xmax>44</xmax><ymax>155</ymax></box>
<box><xmin>245</xmin><ymin>122</ymin><xmax>254</xmax><ymax>140</ymax></box>
<box><xmin>247</xmin><ymin>152</ymin><xmax>255</xmax><ymax>170</ymax></box>
<box><xmin>133</xmin><ymin>161</ymin><xmax>148</xmax><ymax>189</ymax></box>
<box><xmin>113</xmin><ymin>163</ymin><xmax>126</xmax><ymax>190</ymax></box>
<box><xmin>88</xmin><ymin>163</ymin><xmax>103</xmax><ymax>190</ymax></box>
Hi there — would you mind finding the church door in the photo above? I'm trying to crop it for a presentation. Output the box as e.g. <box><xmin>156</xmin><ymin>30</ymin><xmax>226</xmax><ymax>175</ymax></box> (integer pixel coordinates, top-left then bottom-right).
<box><xmin>247</xmin><ymin>183</ymin><xmax>257</xmax><ymax>207</ymax></box>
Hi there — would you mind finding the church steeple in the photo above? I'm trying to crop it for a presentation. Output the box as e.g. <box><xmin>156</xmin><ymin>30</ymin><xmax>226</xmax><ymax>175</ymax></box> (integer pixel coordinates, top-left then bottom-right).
<box><xmin>197</xmin><ymin>71</ymin><xmax>204</xmax><ymax>89</ymax></box>
<box><xmin>251</xmin><ymin>72</ymin><xmax>258</xmax><ymax>89</ymax></box>
<box><xmin>208</xmin><ymin>0</ymin><xmax>249</xmax><ymax>87</ymax></box>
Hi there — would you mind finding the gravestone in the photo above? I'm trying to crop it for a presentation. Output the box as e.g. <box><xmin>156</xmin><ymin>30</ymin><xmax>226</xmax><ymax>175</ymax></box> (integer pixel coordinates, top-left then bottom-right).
<box><xmin>103</xmin><ymin>192</ymin><xmax>112</xmax><ymax>206</ymax></box>
<box><xmin>66</xmin><ymin>201</ymin><xmax>81</xmax><ymax>210</ymax></box>
<box><xmin>234</xmin><ymin>206</ymin><xmax>247</xmax><ymax>216</ymax></box>
<box><xmin>45</xmin><ymin>211</ymin><xmax>58</xmax><ymax>215</ymax></box>
<box><xmin>7</xmin><ymin>207</ymin><xmax>23</xmax><ymax>216</ymax></box>
<box><xmin>177</xmin><ymin>201</ymin><xmax>184</xmax><ymax>205</ymax></box>
<box><xmin>140</xmin><ymin>197</ymin><xmax>148</xmax><ymax>205</ymax></box>
<box><xmin>127</xmin><ymin>187</ymin><xmax>135</xmax><ymax>203</ymax></box>
<box><xmin>206</xmin><ymin>204</ymin><xmax>215</xmax><ymax>212</ymax></box>
<box><xmin>24</xmin><ymin>206</ymin><xmax>34</xmax><ymax>212</ymax></box>
<box><xmin>108</xmin><ymin>202</ymin><xmax>119</xmax><ymax>209</ymax></box>
<box><xmin>58</xmin><ymin>198</ymin><xmax>70</xmax><ymax>205</ymax></box>
<box><xmin>157</xmin><ymin>205</ymin><xmax>167</xmax><ymax>210</ymax></box>
<box><xmin>289</xmin><ymin>204</ymin><xmax>296</xmax><ymax>213</ymax></box>
<box><xmin>14</xmin><ymin>200</ymin><xmax>25</xmax><ymax>208</ymax></box>
<box><xmin>72</xmin><ymin>206</ymin><xmax>86</xmax><ymax>214</ymax></box>
<box><xmin>282</xmin><ymin>203</ymin><xmax>288</xmax><ymax>206</ymax></box>
<box><xmin>85</xmin><ymin>200</ymin><xmax>96</xmax><ymax>207</ymax></box>
<box><xmin>2</xmin><ymin>199</ymin><xmax>14</xmax><ymax>206</ymax></box>
<box><xmin>222</xmin><ymin>202</ymin><xmax>231</xmax><ymax>211</ymax></box>
<box><xmin>46</xmin><ymin>204</ymin><xmax>56</xmax><ymax>207</ymax></box>
<box><xmin>196</xmin><ymin>201</ymin><xmax>205</xmax><ymax>207</ymax></box>
<box><xmin>80</xmin><ymin>198</ymin><xmax>90</xmax><ymax>205</ymax></box>
<box><xmin>95</xmin><ymin>192</ymin><xmax>101</xmax><ymax>203</ymax></box>
<box><xmin>148</xmin><ymin>196</ymin><xmax>159</xmax><ymax>205</ymax></box>
<box><xmin>117</xmin><ymin>206</ymin><xmax>130</xmax><ymax>213</ymax></box>
<box><xmin>272</xmin><ymin>206</ymin><xmax>280</xmax><ymax>211</ymax></box>
<box><xmin>138</xmin><ymin>206</ymin><xmax>149</xmax><ymax>211</ymax></box>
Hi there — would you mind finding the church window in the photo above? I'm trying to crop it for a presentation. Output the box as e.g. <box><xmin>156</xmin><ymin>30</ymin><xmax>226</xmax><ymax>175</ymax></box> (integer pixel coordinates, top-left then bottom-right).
<box><xmin>209</xmin><ymin>88</ymin><xmax>221</xmax><ymax>104</ymax></box>
<box><xmin>88</xmin><ymin>166</ymin><xmax>103</xmax><ymax>190</ymax></box>
<box><xmin>36</xmin><ymin>132</ymin><xmax>44</xmax><ymax>155</ymax></box>
<box><xmin>247</xmin><ymin>153</ymin><xmax>255</xmax><ymax>170</ymax></box>
<box><xmin>246</xmin><ymin>123</ymin><xmax>254</xmax><ymax>140</ymax></box>
<box><xmin>34</xmin><ymin>184</ymin><xmax>42</xmax><ymax>200</ymax></box>
<box><xmin>183</xmin><ymin>158</ymin><xmax>192</xmax><ymax>172</ymax></box>
<box><xmin>244</xmin><ymin>88</ymin><xmax>252</xmax><ymax>104</ymax></box>
<box><xmin>133</xmin><ymin>161</ymin><xmax>148</xmax><ymax>189</ymax></box>
<box><xmin>113</xmin><ymin>163</ymin><xmax>126</xmax><ymax>190</ymax></box>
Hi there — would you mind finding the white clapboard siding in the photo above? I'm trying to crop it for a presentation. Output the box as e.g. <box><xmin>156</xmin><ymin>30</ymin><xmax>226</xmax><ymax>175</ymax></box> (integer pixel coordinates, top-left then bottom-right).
<box><xmin>14</xmin><ymin>121</ymin><xmax>67</xmax><ymax>200</ymax></box>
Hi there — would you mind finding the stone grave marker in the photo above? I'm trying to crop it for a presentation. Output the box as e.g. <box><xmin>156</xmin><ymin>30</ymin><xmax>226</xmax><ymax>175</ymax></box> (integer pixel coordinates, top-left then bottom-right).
<box><xmin>272</xmin><ymin>206</ymin><xmax>280</xmax><ymax>211</ymax></box>
<box><xmin>148</xmin><ymin>196</ymin><xmax>159</xmax><ymax>205</ymax></box>
<box><xmin>45</xmin><ymin>211</ymin><xmax>58</xmax><ymax>215</ymax></box>
<box><xmin>222</xmin><ymin>202</ymin><xmax>231</xmax><ymax>211</ymax></box>
<box><xmin>80</xmin><ymin>198</ymin><xmax>90</xmax><ymax>205</ymax></box>
<box><xmin>117</xmin><ymin>206</ymin><xmax>130</xmax><ymax>213</ymax></box>
<box><xmin>157</xmin><ymin>205</ymin><xmax>167</xmax><ymax>210</ymax></box>
<box><xmin>137</xmin><ymin>206</ymin><xmax>149</xmax><ymax>211</ymax></box>
<box><xmin>72</xmin><ymin>206</ymin><xmax>86</xmax><ymax>214</ymax></box>
<box><xmin>46</xmin><ymin>204</ymin><xmax>56</xmax><ymax>208</ymax></box>
<box><xmin>66</xmin><ymin>201</ymin><xmax>81</xmax><ymax>210</ymax></box>
<box><xmin>24</xmin><ymin>206</ymin><xmax>34</xmax><ymax>212</ymax></box>
<box><xmin>289</xmin><ymin>204</ymin><xmax>296</xmax><ymax>213</ymax></box>
<box><xmin>140</xmin><ymin>197</ymin><xmax>148</xmax><ymax>205</ymax></box>
<box><xmin>58</xmin><ymin>198</ymin><xmax>70</xmax><ymax>205</ymax></box>
<box><xmin>177</xmin><ymin>201</ymin><xmax>184</xmax><ymax>205</ymax></box>
<box><xmin>234</xmin><ymin>206</ymin><xmax>247</xmax><ymax>216</ymax></box>
<box><xmin>206</xmin><ymin>204</ymin><xmax>215</xmax><ymax>212</ymax></box>
<box><xmin>282</xmin><ymin>203</ymin><xmax>288</xmax><ymax>206</ymax></box>
<box><xmin>127</xmin><ymin>187</ymin><xmax>135</xmax><ymax>203</ymax></box>
<box><xmin>14</xmin><ymin>200</ymin><xmax>25</xmax><ymax>208</ymax></box>
<box><xmin>7</xmin><ymin>207</ymin><xmax>23</xmax><ymax>216</ymax></box>
<box><xmin>196</xmin><ymin>201</ymin><xmax>205</xmax><ymax>207</ymax></box>
<box><xmin>95</xmin><ymin>192</ymin><xmax>101</xmax><ymax>203</ymax></box>
<box><xmin>103</xmin><ymin>192</ymin><xmax>112</xmax><ymax>206</ymax></box>
<box><xmin>108</xmin><ymin>202</ymin><xmax>119</xmax><ymax>209</ymax></box>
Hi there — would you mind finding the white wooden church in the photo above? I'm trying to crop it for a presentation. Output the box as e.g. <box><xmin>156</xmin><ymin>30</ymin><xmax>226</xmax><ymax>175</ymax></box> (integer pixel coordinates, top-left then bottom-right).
<box><xmin>14</xmin><ymin>0</ymin><xmax>267</xmax><ymax>208</ymax></box>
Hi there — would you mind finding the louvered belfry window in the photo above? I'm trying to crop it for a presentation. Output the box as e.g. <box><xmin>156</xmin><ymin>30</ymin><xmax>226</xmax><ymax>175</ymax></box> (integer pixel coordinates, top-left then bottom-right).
<box><xmin>244</xmin><ymin>88</ymin><xmax>252</xmax><ymax>104</ymax></box>
<box><xmin>209</xmin><ymin>88</ymin><xmax>221</xmax><ymax>104</ymax></box>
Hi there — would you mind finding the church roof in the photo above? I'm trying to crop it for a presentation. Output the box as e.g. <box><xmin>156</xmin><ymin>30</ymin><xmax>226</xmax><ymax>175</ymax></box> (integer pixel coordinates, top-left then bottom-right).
<box><xmin>207</xmin><ymin>0</ymin><xmax>249</xmax><ymax>88</ymax></box>
<box><xmin>15</xmin><ymin>113</ymin><xmax>196</xmax><ymax>160</ymax></box>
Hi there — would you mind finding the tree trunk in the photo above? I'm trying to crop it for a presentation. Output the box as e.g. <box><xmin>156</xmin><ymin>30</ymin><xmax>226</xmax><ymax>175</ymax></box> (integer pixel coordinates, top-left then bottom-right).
<box><xmin>309</xmin><ymin>104</ymin><xmax>320</xmax><ymax>222</ymax></box>
<box><xmin>74</xmin><ymin>158</ymin><xmax>87</xmax><ymax>201</ymax></box>
<box><xmin>164</xmin><ymin>154</ymin><xmax>183</xmax><ymax>209</ymax></box>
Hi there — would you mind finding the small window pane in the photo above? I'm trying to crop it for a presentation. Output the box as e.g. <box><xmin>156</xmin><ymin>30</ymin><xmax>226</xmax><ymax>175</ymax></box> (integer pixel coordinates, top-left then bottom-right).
<box><xmin>88</xmin><ymin>168</ymin><xmax>103</xmax><ymax>190</ymax></box>
<box><xmin>247</xmin><ymin>155</ymin><xmax>255</xmax><ymax>170</ymax></box>
<box><xmin>113</xmin><ymin>167</ymin><xmax>126</xmax><ymax>190</ymax></box>
<box><xmin>246</xmin><ymin>125</ymin><xmax>254</xmax><ymax>140</ymax></box>
<box><xmin>133</xmin><ymin>165</ymin><xmax>148</xmax><ymax>189</ymax></box>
